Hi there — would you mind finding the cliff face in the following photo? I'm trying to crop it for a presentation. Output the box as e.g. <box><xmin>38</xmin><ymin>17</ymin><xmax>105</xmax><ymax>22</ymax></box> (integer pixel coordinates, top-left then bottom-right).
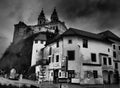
<box><xmin>0</xmin><ymin>34</ymin><xmax>36</xmax><ymax>74</ymax></box>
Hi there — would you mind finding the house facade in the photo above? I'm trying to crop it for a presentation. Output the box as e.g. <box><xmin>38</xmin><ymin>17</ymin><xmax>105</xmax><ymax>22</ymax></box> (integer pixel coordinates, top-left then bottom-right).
<box><xmin>34</xmin><ymin>28</ymin><xmax>120</xmax><ymax>84</ymax></box>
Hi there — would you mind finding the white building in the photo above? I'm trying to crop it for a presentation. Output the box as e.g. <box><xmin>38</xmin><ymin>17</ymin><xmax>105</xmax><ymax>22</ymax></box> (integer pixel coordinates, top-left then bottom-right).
<box><xmin>34</xmin><ymin>28</ymin><xmax>120</xmax><ymax>84</ymax></box>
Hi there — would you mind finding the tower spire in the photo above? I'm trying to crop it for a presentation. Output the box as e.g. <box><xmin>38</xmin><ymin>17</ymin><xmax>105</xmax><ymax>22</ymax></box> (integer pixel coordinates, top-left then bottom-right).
<box><xmin>50</xmin><ymin>7</ymin><xmax>59</xmax><ymax>22</ymax></box>
<box><xmin>38</xmin><ymin>8</ymin><xmax>46</xmax><ymax>25</ymax></box>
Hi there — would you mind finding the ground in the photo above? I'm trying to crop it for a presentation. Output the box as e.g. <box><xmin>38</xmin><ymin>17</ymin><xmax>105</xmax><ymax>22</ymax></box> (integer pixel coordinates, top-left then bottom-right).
<box><xmin>0</xmin><ymin>77</ymin><xmax>120</xmax><ymax>88</ymax></box>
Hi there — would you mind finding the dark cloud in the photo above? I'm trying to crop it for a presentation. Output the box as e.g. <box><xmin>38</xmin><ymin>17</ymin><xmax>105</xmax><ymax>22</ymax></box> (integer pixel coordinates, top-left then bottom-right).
<box><xmin>0</xmin><ymin>0</ymin><xmax>120</xmax><ymax>57</ymax></box>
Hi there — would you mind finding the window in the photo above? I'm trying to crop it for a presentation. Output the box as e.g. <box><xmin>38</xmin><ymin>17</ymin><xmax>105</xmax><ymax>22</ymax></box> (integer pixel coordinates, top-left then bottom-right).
<box><xmin>108</xmin><ymin>57</ymin><xmax>112</xmax><ymax>65</ymax></box>
<box><xmin>56</xmin><ymin>41</ymin><xmax>59</xmax><ymax>47</ymax></box>
<box><xmin>68</xmin><ymin>39</ymin><xmax>72</xmax><ymax>44</ymax></box>
<box><xmin>115</xmin><ymin>63</ymin><xmax>118</xmax><ymax>69</ymax></box>
<box><xmin>41</xmin><ymin>40</ymin><xmax>44</xmax><ymax>44</ymax></box>
<box><xmin>35</xmin><ymin>40</ymin><xmax>38</xmax><ymax>43</ymax></box>
<box><xmin>83</xmin><ymin>39</ymin><xmax>88</xmax><ymax>48</ymax></box>
<box><xmin>93</xmin><ymin>70</ymin><xmax>98</xmax><ymax>78</ymax></box>
<box><xmin>67</xmin><ymin>50</ymin><xmax>75</xmax><ymax>60</ymax></box>
<box><xmin>51</xmin><ymin>72</ymin><xmax>53</xmax><ymax>76</ymax></box>
<box><xmin>108</xmin><ymin>48</ymin><xmax>110</xmax><ymax>52</ymax></box>
<box><xmin>119</xmin><ymin>46</ymin><xmax>120</xmax><ymax>50</ymax></box>
<box><xmin>59</xmin><ymin>72</ymin><xmax>61</xmax><ymax>77</ymax></box>
<box><xmin>49</xmin><ymin>57</ymin><xmax>51</xmax><ymax>63</ymax></box>
<box><xmin>49</xmin><ymin>47</ymin><xmax>52</xmax><ymax>55</ymax></box>
<box><xmin>113</xmin><ymin>45</ymin><xmax>115</xmax><ymax>49</ymax></box>
<box><xmin>56</xmin><ymin>55</ymin><xmax>59</xmax><ymax>62</ymax></box>
<box><xmin>52</xmin><ymin>54</ymin><xmax>54</xmax><ymax>62</ymax></box>
<box><xmin>113</xmin><ymin>51</ymin><xmax>116</xmax><ymax>58</ymax></box>
<box><xmin>91</xmin><ymin>53</ymin><xmax>96</xmax><ymax>62</ymax></box>
<box><xmin>103</xmin><ymin>57</ymin><xmax>107</xmax><ymax>65</ymax></box>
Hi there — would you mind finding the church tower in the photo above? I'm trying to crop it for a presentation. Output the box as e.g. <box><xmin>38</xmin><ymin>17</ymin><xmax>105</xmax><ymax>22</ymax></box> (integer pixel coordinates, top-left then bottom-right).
<box><xmin>50</xmin><ymin>8</ymin><xmax>59</xmax><ymax>22</ymax></box>
<box><xmin>38</xmin><ymin>9</ymin><xmax>46</xmax><ymax>25</ymax></box>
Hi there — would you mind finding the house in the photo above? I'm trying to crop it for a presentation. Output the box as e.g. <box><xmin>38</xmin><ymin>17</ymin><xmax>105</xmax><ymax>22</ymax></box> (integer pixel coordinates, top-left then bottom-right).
<box><xmin>35</xmin><ymin>28</ymin><xmax>120</xmax><ymax>84</ymax></box>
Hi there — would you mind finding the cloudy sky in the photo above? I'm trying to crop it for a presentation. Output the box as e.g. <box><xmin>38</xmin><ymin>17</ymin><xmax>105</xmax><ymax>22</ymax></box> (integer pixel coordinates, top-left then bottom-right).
<box><xmin>0</xmin><ymin>0</ymin><xmax>120</xmax><ymax>57</ymax></box>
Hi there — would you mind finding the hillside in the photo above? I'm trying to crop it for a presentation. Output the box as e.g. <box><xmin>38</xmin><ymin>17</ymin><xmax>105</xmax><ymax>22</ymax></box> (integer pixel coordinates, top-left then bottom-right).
<box><xmin>0</xmin><ymin>34</ymin><xmax>38</xmax><ymax>75</ymax></box>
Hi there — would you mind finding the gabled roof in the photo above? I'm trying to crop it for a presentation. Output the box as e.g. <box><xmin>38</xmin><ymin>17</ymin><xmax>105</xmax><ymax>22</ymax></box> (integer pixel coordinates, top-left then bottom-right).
<box><xmin>98</xmin><ymin>30</ymin><xmax>120</xmax><ymax>41</ymax></box>
<box><xmin>62</xmin><ymin>28</ymin><xmax>102</xmax><ymax>40</ymax></box>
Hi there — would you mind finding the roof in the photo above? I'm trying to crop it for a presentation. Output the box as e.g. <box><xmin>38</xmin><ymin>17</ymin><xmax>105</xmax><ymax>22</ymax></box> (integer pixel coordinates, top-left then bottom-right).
<box><xmin>46</xmin><ymin>28</ymin><xmax>120</xmax><ymax>45</ymax></box>
<box><xmin>98</xmin><ymin>30</ymin><xmax>120</xmax><ymax>41</ymax></box>
<box><xmin>34</xmin><ymin>33</ymin><xmax>47</xmax><ymax>41</ymax></box>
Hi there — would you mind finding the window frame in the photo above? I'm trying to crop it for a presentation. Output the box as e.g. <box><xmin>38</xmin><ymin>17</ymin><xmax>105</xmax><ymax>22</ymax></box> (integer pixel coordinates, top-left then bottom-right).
<box><xmin>68</xmin><ymin>39</ymin><xmax>72</xmax><ymax>44</ymax></box>
<box><xmin>83</xmin><ymin>39</ymin><xmax>88</xmax><ymax>48</ymax></box>
<box><xmin>91</xmin><ymin>53</ymin><xmax>97</xmax><ymax>62</ymax></box>
<box><xmin>67</xmin><ymin>50</ymin><xmax>75</xmax><ymax>60</ymax></box>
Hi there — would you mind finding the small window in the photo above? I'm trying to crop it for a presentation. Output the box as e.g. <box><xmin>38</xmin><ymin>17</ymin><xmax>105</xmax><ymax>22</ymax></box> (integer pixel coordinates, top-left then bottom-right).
<box><xmin>67</xmin><ymin>50</ymin><xmax>75</xmax><ymax>60</ymax></box>
<box><xmin>91</xmin><ymin>53</ymin><xmax>96</xmax><ymax>62</ymax></box>
<box><xmin>49</xmin><ymin>47</ymin><xmax>52</xmax><ymax>55</ymax></box>
<box><xmin>56</xmin><ymin>41</ymin><xmax>59</xmax><ymax>47</ymax></box>
<box><xmin>103</xmin><ymin>57</ymin><xmax>107</xmax><ymax>65</ymax></box>
<box><xmin>49</xmin><ymin>57</ymin><xmax>51</xmax><ymax>63</ymax></box>
<box><xmin>115</xmin><ymin>63</ymin><xmax>118</xmax><ymax>69</ymax></box>
<box><xmin>113</xmin><ymin>45</ymin><xmax>116</xmax><ymax>49</ymax></box>
<box><xmin>108</xmin><ymin>57</ymin><xmax>112</xmax><ymax>65</ymax></box>
<box><xmin>41</xmin><ymin>40</ymin><xmax>44</xmax><ymax>44</ymax></box>
<box><xmin>51</xmin><ymin>72</ymin><xmax>53</xmax><ymax>76</ymax></box>
<box><xmin>35</xmin><ymin>40</ymin><xmax>38</xmax><ymax>43</ymax></box>
<box><xmin>52</xmin><ymin>54</ymin><xmax>54</xmax><ymax>62</ymax></box>
<box><xmin>56</xmin><ymin>55</ymin><xmax>59</xmax><ymax>62</ymax></box>
<box><xmin>113</xmin><ymin>51</ymin><xmax>116</xmax><ymax>58</ymax></box>
<box><xmin>68</xmin><ymin>39</ymin><xmax>72</xmax><ymax>44</ymax></box>
<box><xmin>83</xmin><ymin>39</ymin><xmax>88</xmax><ymax>48</ymax></box>
<box><xmin>59</xmin><ymin>72</ymin><xmax>61</xmax><ymax>77</ymax></box>
<box><xmin>93</xmin><ymin>70</ymin><xmax>98</xmax><ymax>78</ymax></box>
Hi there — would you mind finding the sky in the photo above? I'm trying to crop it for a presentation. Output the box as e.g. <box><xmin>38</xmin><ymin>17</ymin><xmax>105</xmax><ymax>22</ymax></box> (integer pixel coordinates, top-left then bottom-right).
<box><xmin>0</xmin><ymin>0</ymin><xmax>120</xmax><ymax>57</ymax></box>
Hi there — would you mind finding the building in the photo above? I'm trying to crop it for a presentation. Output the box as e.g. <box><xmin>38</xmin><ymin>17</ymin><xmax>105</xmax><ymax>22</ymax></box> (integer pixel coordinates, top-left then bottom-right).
<box><xmin>35</xmin><ymin>28</ymin><xmax>120</xmax><ymax>84</ymax></box>
<box><xmin>12</xmin><ymin>8</ymin><xmax>120</xmax><ymax>84</ymax></box>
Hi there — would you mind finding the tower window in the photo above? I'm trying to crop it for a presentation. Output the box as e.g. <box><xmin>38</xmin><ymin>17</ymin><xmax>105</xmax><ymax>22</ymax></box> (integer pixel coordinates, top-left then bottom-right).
<box><xmin>41</xmin><ymin>40</ymin><xmax>44</xmax><ymax>44</ymax></box>
<box><xmin>108</xmin><ymin>57</ymin><xmax>112</xmax><ymax>65</ymax></box>
<box><xmin>91</xmin><ymin>53</ymin><xmax>96</xmax><ymax>62</ymax></box>
<box><xmin>56</xmin><ymin>55</ymin><xmax>59</xmax><ymax>62</ymax></box>
<box><xmin>67</xmin><ymin>50</ymin><xmax>75</xmax><ymax>60</ymax></box>
<box><xmin>83</xmin><ymin>39</ymin><xmax>88</xmax><ymax>48</ymax></box>
<box><xmin>113</xmin><ymin>51</ymin><xmax>116</xmax><ymax>58</ymax></box>
<box><xmin>93</xmin><ymin>70</ymin><xmax>98</xmax><ymax>78</ymax></box>
<box><xmin>103</xmin><ymin>57</ymin><xmax>107</xmax><ymax>65</ymax></box>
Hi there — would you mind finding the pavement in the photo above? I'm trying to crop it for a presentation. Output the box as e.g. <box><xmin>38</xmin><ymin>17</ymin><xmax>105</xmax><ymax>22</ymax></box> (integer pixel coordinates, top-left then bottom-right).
<box><xmin>0</xmin><ymin>77</ymin><xmax>120</xmax><ymax>88</ymax></box>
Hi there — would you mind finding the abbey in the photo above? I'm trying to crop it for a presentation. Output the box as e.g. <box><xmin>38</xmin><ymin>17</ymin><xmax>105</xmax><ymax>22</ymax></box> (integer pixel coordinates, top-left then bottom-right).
<box><xmin>12</xmin><ymin>8</ymin><xmax>120</xmax><ymax>84</ymax></box>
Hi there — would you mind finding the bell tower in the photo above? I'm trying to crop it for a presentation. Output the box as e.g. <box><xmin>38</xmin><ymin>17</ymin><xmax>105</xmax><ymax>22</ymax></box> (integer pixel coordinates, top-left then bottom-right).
<box><xmin>50</xmin><ymin>8</ymin><xmax>59</xmax><ymax>22</ymax></box>
<box><xmin>38</xmin><ymin>8</ymin><xmax>46</xmax><ymax>25</ymax></box>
